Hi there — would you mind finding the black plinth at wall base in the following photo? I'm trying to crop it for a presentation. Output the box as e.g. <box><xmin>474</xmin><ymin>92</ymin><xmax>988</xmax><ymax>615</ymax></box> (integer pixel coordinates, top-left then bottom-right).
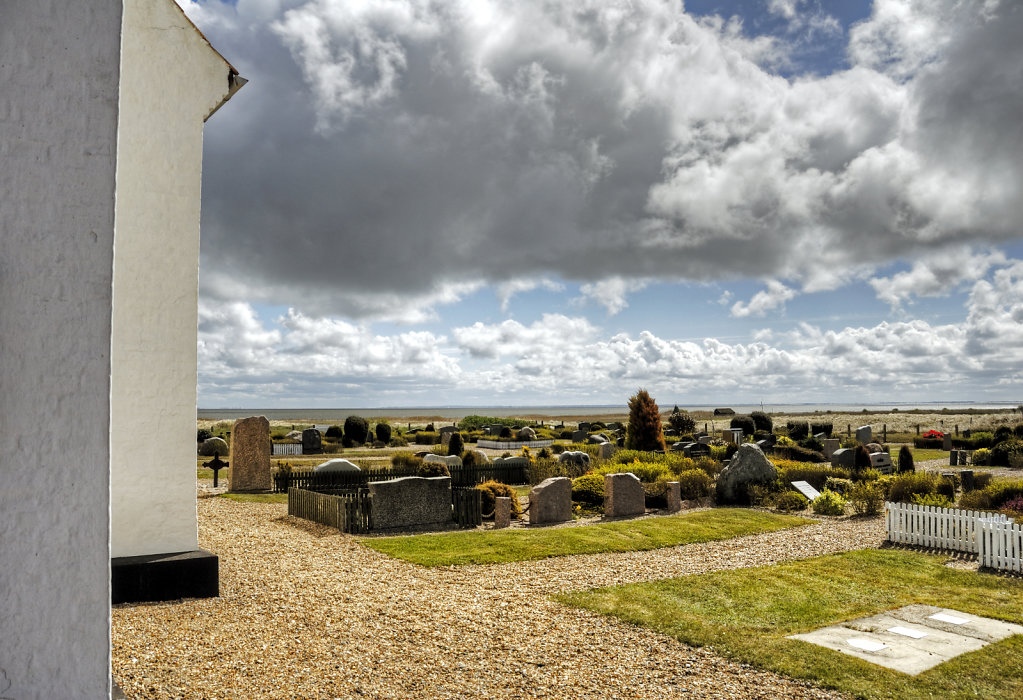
<box><xmin>111</xmin><ymin>549</ymin><xmax>219</xmax><ymax>604</ymax></box>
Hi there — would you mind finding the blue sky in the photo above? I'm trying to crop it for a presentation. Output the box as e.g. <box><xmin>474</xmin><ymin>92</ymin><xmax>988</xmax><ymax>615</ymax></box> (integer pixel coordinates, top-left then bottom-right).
<box><xmin>185</xmin><ymin>0</ymin><xmax>1023</xmax><ymax>408</ymax></box>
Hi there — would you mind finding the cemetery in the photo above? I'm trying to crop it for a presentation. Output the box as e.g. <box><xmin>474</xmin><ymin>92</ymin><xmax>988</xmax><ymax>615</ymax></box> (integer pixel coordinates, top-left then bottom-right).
<box><xmin>106</xmin><ymin>403</ymin><xmax>1023</xmax><ymax>697</ymax></box>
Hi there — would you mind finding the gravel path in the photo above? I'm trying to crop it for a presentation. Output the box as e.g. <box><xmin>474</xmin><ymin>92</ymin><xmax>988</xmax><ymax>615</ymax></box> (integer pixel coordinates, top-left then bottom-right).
<box><xmin>112</xmin><ymin>501</ymin><xmax>885</xmax><ymax>699</ymax></box>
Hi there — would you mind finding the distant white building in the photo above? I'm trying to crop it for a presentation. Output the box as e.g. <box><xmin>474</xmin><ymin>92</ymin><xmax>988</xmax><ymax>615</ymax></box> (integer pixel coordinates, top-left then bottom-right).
<box><xmin>1</xmin><ymin>1</ymin><xmax>244</xmax><ymax>697</ymax></box>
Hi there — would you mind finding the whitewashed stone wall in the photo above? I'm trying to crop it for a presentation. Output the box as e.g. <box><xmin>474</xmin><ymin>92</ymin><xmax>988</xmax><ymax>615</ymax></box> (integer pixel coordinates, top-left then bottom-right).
<box><xmin>0</xmin><ymin>3</ymin><xmax>122</xmax><ymax>697</ymax></box>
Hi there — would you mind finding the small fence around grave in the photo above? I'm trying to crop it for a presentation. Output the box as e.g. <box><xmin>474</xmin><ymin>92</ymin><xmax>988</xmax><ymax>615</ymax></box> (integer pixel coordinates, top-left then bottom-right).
<box><xmin>885</xmin><ymin>501</ymin><xmax>1021</xmax><ymax>573</ymax></box>
<box><xmin>271</xmin><ymin>442</ymin><xmax>303</xmax><ymax>456</ymax></box>
<box><xmin>288</xmin><ymin>487</ymin><xmax>372</xmax><ymax>534</ymax></box>
<box><xmin>273</xmin><ymin>462</ymin><xmax>528</xmax><ymax>493</ymax></box>
<box><xmin>288</xmin><ymin>486</ymin><xmax>482</xmax><ymax>531</ymax></box>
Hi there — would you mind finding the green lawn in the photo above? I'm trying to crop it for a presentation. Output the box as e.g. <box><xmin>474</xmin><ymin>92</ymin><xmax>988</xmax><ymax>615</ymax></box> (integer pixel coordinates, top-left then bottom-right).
<box><xmin>559</xmin><ymin>549</ymin><xmax>1023</xmax><ymax>699</ymax></box>
<box><xmin>358</xmin><ymin>509</ymin><xmax>809</xmax><ymax>566</ymax></box>
<box><xmin>911</xmin><ymin>448</ymin><xmax>948</xmax><ymax>462</ymax></box>
<box><xmin>218</xmin><ymin>492</ymin><xmax>287</xmax><ymax>504</ymax></box>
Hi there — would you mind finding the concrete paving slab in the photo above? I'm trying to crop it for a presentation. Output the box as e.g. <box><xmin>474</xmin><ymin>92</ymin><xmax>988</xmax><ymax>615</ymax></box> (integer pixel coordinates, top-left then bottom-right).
<box><xmin>788</xmin><ymin>605</ymin><xmax>1023</xmax><ymax>675</ymax></box>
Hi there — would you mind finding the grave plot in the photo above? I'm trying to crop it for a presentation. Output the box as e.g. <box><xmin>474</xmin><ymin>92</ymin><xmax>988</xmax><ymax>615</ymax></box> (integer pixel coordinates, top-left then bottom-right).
<box><xmin>789</xmin><ymin>604</ymin><xmax>1023</xmax><ymax>675</ymax></box>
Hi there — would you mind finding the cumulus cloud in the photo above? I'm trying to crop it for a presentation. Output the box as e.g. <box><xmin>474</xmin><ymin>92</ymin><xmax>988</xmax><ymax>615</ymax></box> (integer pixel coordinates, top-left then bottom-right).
<box><xmin>730</xmin><ymin>279</ymin><xmax>796</xmax><ymax>317</ymax></box>
<box><xmin>185</xmin><ymin>0</ymin><xmax>1023</xmax><ymax>321</ymax></box>
<box><xmin>868</xmin><ymin>247</ymin><xmax>1007</xmax><ymax>308</ymax></box>
<box><xmin>575</xmin><ymin>277</ymin><xmax>649</xmax><ymax>315</ymax></box>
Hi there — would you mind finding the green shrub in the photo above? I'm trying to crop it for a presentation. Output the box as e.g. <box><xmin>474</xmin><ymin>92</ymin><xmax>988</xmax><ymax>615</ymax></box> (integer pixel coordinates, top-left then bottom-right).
<box><xmin>391</xmin><ymin>451</ymin><xmax>424</xmax><ymax>470</ymax></box>
<box><xmin>571</xmin><ymin>473</ymin><xmax>605</xmax><ymax>506</ymax></box>
<box><xmin>911</xmin><ymin>492</ymin><xmax>953</xmax><ymax>508</ymax></box>
<box><xmin>389</xmin><ymin>435</ymin><xmax>408</xmax><ymax>447</ymax></box>
<box><xmin>772</xmin><ymin>490</ymin><xmax>808</xmax><ymax>512</ymax></box>
<box><xmin>594</xmin><ymin>460</ymin><xmax>672</xmax><ymax>484</ymax></box>
<box><xmin>799</xmin><ymin>436</ymin><xmax>824</xmax><ymax>452</ymax></box>
<box><xmin>750</xmin><ymin>410</ymin><xmax>773</xmax><ymax>433</ymax></box>
<box><xmin>897</xmin><ymin>445</ymin><xmax>914</xmax><ymax>473</ymax></box>
<box><xmin>730</xmin><ymin>415</ymin><xmax>756</xmax><ymax>437</ymax></box>
<box><xmin>667</xmin><ymin>405</ymin><xmax>696</xmax><ymax>435</ymax></box>
<box><xmin>990</xmin><ymin>438</ymin><xmax>1023</xmax><ymax>467</ymax></box>
<box><xmin>325</xmin><ymin>425</ymin><xmax>343</xmax><ymax>439</ymax></box>
<box><xmin>972</xmin><ymin>447</ymin><xmax>991</xmax><ymax>466</ymax></box>
<box><xmin>848</xmin><ymin>481</ymin><xmax>884</xmax><ymax>516</ymax></box>
<box><xmin>447</xmin><ymin>431</ymin><xmax>464</xmax><ymax>457</ymax></box>
<box><xmin>810</xmin><ymin>422</ymin><xmax>833</xmax><ymax>436</ymax></box>
<box><xmin>343</xmin><ymin>416</ymin><xmax>370</xmax><ymax>445</ymax></box>
<box><xmin>886</xmin><ymin>472</ymin><xmax>938</xmax><ymax>504</ymax></box>
<box><xmin>959</xmin><ymin>480</ymin><xmax>1023</xmax><ymax>511</ymax></box>
<box><xmin>374</xmin><ymin>423</ymin><xmax>391</xmax><ymax>443</ymax></box>
<box><xmin>695</xmin><ymin>456</ymin><xmax>722</xmax><ymax>477</ymax></box>
<box><xmin>854</xmin><ymin>468</ymin><xmax>881</xmax><ymax>483</ymax></box>
<box><xmin>414</xmin><ymin>431</ymin><xmax>440</xmax><ymax>445</ymax></box>
<box><xmin>418</xmin><ymin>461</ymin><xmax>449</xmax><ymax>478</ymax></box>
<box><xmin>775</xmin><ymin>461</ymin><xmax>849</xmax><ymax>491</ymax></box>
<box><xmin>973</xmin><ymin>471</ymin><xmax>994</xmax><ymax>490</ymax></box>
<box><xmin>786</xmin><ymin>422</ymin><xmax>810</xmax><ymax>440</ymax></box>
<box><xmin>476</xmin><ymin>481</ymin><xmax>521</xmax><ymax>518</ymax></box>
<box><xmin>824</xmin><ymin>477</ymin><xmax>852</xmax><ymax>495</ymax></box>
<box><xmin>197</xmin><ymin>428</ymin><xmax>213</xmax><ymax>443</ymax></box>
<box><xmin>747</xmin><ymin>483</ymin><xmax>773</xmax><ymax>507</ymax></box>
<box><xmin>913</xmin><ymin>437</ymin><xmax>944</xmax><ymax>449</ymax></box>
<box><xmin>854</xmin><ymin>445</ymin><xmax>872</xmax><ymax>472</ymax></box>
<box><xmin>676</xmin><ymin>469</ymin><xmax>713</xmax><ymax>500</ymax></box>
<box><xmin>644</xmin><ymin>476</ymin><xmax>671</xmax><ymax>508</ymax></box>
<box><xmin>779</xmin><ymin>445</ymin><xmax>826</xmax><ymax>463</ymax></box>
<box><xmin>936</xmin><ymin>473</ymin><xmax>958</xmax><ymax>500</ymax></box>
<box><xmin>812</xmin><ymin>490</ymin><xmax>846</xmax><ymax>515</ymax></box>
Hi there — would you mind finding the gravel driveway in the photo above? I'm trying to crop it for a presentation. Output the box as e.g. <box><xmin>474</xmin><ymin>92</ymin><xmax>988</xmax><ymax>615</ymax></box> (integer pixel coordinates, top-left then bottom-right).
<box><xmin>112</xmin><ymin>500</ymin><xmax>885</xmax><ymax>699</ymax></box>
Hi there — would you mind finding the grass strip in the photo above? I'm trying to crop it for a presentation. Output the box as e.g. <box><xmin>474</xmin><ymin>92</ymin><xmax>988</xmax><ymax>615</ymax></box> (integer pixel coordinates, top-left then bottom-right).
<box><xmin>218</xmin><ymin>492</ymin><xmax>288</xmax><ymax>504</ymax></box>
<box><xmin>559</xmin><ymin>549</ymin><xmax>1023</xmax><ymax>699</ymax></box>
<box><xmin>358</xmin><ymin>509</ymin><xmax>809</xmax><ymax>566</ymax></box>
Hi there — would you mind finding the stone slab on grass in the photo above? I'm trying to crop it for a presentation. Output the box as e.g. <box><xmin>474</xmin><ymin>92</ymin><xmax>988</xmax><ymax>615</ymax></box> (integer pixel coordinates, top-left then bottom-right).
<box><xmin>788</xmin><ymin>604</ymin><xmax>1023</xmax><ymax>675</ymax></box>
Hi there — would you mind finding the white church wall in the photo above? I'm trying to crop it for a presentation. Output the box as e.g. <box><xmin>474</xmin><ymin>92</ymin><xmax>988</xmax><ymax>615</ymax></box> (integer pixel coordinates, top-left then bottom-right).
<box><xmin>0</xmin><ymin>2</ymin><xmax>122</xmax><ymax>697</ymax></box>
<box><xmin>110</xmin><ymin>0</ymin><xmax>239</xmax><ymax>558</ymax></box>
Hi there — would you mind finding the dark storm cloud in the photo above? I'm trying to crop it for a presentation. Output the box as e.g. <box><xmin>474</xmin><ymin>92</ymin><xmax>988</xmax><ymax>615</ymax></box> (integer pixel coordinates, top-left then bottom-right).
<box><xmin>189</xmin><ymin>0</ymin><xmax>1023</xmax><ymax>317</ymax></box>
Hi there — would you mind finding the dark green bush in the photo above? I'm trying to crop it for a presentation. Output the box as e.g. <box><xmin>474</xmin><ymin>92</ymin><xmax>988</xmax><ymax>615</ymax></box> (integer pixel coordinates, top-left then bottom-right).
<box><xmin>676</xmin><ymin>469</ymin><xmax>713</xmax><ymax>500</ymax></box>
<box><xmin>897</xmin><ymin>445</ymin><xmax>914</xmax><ymax>473</ymax></box>
<box><xmin>886</xmin><ymin>472</ymin><xmax>938</xmax><ymax>504</ymax></box>
<box><xmin>476</xmin><ymin>481</ymin><xmax>521</xmax><ymax>518</ymax></box>
<box><xmin>571</xmin><ymin>473</ymin><xmax>605</xmax><ymax>506</ymax></box>
<box><xmin>959</xmin><ymin>479</ymin><xmax>1023</xmax><ymax>511</ymax></box>
<box><xmin>418</xmin><ymin>461</ymin><xmax>450</xmax><ymax>478</ymax></box>
<box><xmin>626</xmin><ymin>389</ymin><xmax>667</xmax><ymax>452</ymax></box>
<box><xmin>667</xmin><ymin>405</ymin><xmax>696</xmax><ymax>435</ymax></box>
<box><xmin>913</xmin><ymin>437</ymin><xmax>943</xmax><ymax>449</ymax></box>
<box><xmin>810</xmin><ymin>423</ymin><xmax>833</xmax><ymax>436</ymax></box>
<box><xmin>799</xmin><ymin>436</ymin><xmax>824</xmax><ymax>452</ymax></box>
<box><xmin>749</xmin><ymin>410</ymin><xmax>773</xmax><ymax>433</ymax></box>
<box><xmin>824</xmin><ymin>477</ymin><xmax>852</xmax><ymax>495</ymax></box>
<box><xmin>375</xmin><ymin>423</ymin><xmax>391</xmax><ymax>443</ymax></box>
<box><xmin>778</xmin><ymin>445</ymin><xmax>826</xmax><ymax>463</ymax></box>
<box><xmin>388</xmin><ymin>435</ymin><xmax>408</xmax><ymax>447</ymax></box>
<box><xmin>414</xmin><ymin>431</ymin><xmax>440</xmax><ymax>445</ymax></box>
<box><xmin>447</xmin><ymin>431</ymin><xmax>464</xmax><ymax>457</ymax></box>
<box><xmin>854</xmin><ymin>445</ymin><xmax>872</xmax><ymax>472</ymax></box>
<box><xmin>787</xmin><ymin>422</ymin><xmax>810</xmax><ymax>440</ymax></box>
<box><xmin>499</xmin><ymin>426</ymin><xmax>512</xmax><ymax>438</ymax></box>
<box><xmin>197</xmin><ymin>428</ymin><xmax>212</xmax><ymax>443</ymax></box>
<box><xmin>730</xmin><ymin>415</ymin><xmax>756</xmax><ymax>436</ymax></box>
<box><xmin>325</xmin><ymin>425</ymin><xmax>343</xmax><ymax>439</ymax></box>
<box><xmin>773</xmin><ymin>490</ymin><xmax>808</xmax><ymax>512</ymax></box>
<box><xmin>995</xmin><ymin>426</ymin><xmax>1013</xmax><ymax>442</ymax></box>
<box><xmin>343</xmin><ymin>416</ymin><xmax>370</xmax><ymax>445</ymax></box>
<box><xmin>989</xmin><ymin>438</ymin><xmax>1023</xmax><ymax>467</ymax></box>
<box><xmin>391</xmin><ymin>451</ymin><xmax>423</xmax><ymax>470</ymax></box>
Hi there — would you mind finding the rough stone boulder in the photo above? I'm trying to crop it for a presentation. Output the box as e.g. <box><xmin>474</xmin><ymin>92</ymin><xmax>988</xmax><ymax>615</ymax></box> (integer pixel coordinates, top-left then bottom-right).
<box><xmin>716</xmin><ymin>443</ymin><xmax>778</xmax><ymax>504</ymax></box>
<box><xmin>865</xmin><ymin>442</ymin><xmax>885</xmax><ymax>454</ymax></box>
<box><xmin>586</xmin><ymin>433</ymin><xmax>609</xmax><ymax>444</ymax></box>
<box><xmin>604</xmin><ymin>473</ymin><xmax>645</xmax><ymax>517</ymax></box>
<box><xmin>467</xmin><ymin>449</ymin><xmax>490</xmax><ymax>464</ymax></box>
<box><xmin>558</xmin><ymin>450</ymin><xmax>590</xmax><ymax>468</ymax></box>
<box><xmin>314</xmin><ymin>458</ymin><xmax>361</xmax><ymax>473</ymax></box>
<box><xmin>285</xmin><ymin>430</ymin><xmax>303</xmax><ymax>441</ymax></box>
<box><xmin>516</xmin><ymin>427</ymin><xmax>537</xmax><ymax>441</ymax></box>
<box><xmin>198</xmin><ymin>436</ymin><xmax>229</xmax><ymax>456</ymax></box>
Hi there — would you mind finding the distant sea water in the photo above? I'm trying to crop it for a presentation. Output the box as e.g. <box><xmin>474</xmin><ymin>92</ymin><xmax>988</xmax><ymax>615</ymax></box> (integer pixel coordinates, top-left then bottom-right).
<box><xmin>198</xmin><ymin>402</ymin><xmax>1020</xmax><ymax>422</ymax></box>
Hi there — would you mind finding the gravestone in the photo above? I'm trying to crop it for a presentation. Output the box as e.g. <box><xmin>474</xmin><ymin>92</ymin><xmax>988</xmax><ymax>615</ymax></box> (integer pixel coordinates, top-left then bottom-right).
<box><xmin>598</xmin><ymin>442</ymin><xmax>616</xmax><ymax>460</ymax></box>
<box><xmin>960</xmin><ymin>470</ymin><xmax>975</xmax><ymax>492</ymax></box>
<box><xmin>368</xmin><ymin>476</ymin><xmax>451</xmax><ymax>529</ymax></box>
<box><xmin>493</xmin><ymin>455</ymin><xmax>529</xmax><ymax>468</ymax></box>
<box><xmin>604</xmin><ymin>473</ymin><xmax>645</xmax><ymax>517</ymax></box>
<box><xmin>943</xmin><ymin>434</ymin><xmax>953</xmax><ymax>451</ymax></box>
<box><xmin>198</xmin><ymin>436</ymin><xmax>229</xmax><ymax>457</ymax></box>
<box><xmin>557</xmin><ymin>451</ymin><xmax>590</xmax><ymax>468</ymax></box>
<box><xmin>697</xmin><ymin>435</ymin><xmax>714</xmax><ymax>445</ymax></box>
<box><xmin>721</xmin><ymin>428</ymin><xmax>743</xmax><ymax>444</ymax></box>
<box><xmin>314</xmin><ymin>458</ymin><xmax>360</xmax><ymax>473</ymax></box>
<box><xmin>949</xmin><ymin>450</ymin><xmax>959</xmax><ymax>466</ymax></box>
<box><xmin>823</xmin><ymin>438</ymin><xmax>841</xmax><ymax>459</ymax></box>
<box><xmin>439</xmin><ymin>425</ymin><xmax>458</xmax><ymax>435</ymax></box>
<box><xmin>230</xmin><ymin>416</ymin><xmax>270</xmax><ymax>491</ymax></box>
<box><xmin>586</xmin><ymin>433</ymin><xmax>609</xmax><ymax>444</ymax></box>
<box><xmin>666</xmin><ymin>481</ymin><xmax>682</xmax><ymax>513</ymax></box>
<box><xmin>302</xmin><ymin>427</ymin><xmax>322</xmax><ymax>455</ymax></box>
<box><xmin>571</xmin><ymin>430</ymin><xmax>588</xmax><ymax>443</ymax></box>
<box><xmin>791</xmin><ymin>480</ymin><xmax>821</xmax><ymax>501</ymax></box>
<box><xmin>670</xmin><ymin>441</ymin><xmax>690</xmax><ymax>452</ymax></box>
<box><xmin>578</xmin><ymin>422</ymin><xmax>591</xmax><ymax>432</ymax></box>
<box><xmin>439</xmin><ymin>431</ymin><xmax>452</xmax><ymax>447</ymax></box>
<box><xmin>869</xmin><ymin>452</ymin><xmax>894</xmax><ymax>474</ymax></box>
<box><xmin>856</xmin><ymin>426</ymin><xmax>872</xmax><ymax>444</ymax></box>
<box><xmin>831</xmin><ymin>448</ymin><xmax>856</xmax><ymax>469</ymax></box>
<box><xmin>517</xmin><ymin>426</ymin><xmax>537</xmax><ymax>441</ymax></box>
<box><xmin>685</xmin><ymin>442</ymin><xmax>711</xmax><ymax>458</ymax></box>
<box><xmin>529</xmin><ymin>477</ymin><xmax>572</xmax><ymax>524</ymax></box>
<box><xmin>424</xmin><ymin>454</ymin><xmax>462</xmax><ymax>468</ymax></box>
<box><xmin>494</xmin><ymin>497</ymin><xmax>511</xmax><ymax>529</ymax></box>
<box><xmin>716</xmin><ymin>444</ymin><xmax>777</xmax><ymax>503</ymax></box>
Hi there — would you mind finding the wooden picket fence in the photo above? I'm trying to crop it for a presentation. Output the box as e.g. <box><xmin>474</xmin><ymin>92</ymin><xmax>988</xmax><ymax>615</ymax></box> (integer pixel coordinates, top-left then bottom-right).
<box><xmin>272</xmin><ymin>442</ymin><xmax>302</xmax><ymax>456</ymax></box>
<box><xmin>288</xmin><ymin>487</ymin><xmax>372</xmax><ymax>533</ymax></box>
<box><xmin>978</xmin><ymin>520</ymin><xmax>1023</xmax><ymax>573</ymax></box>
<box><xmin>885</xmin><ymin>501</ymin><xmax>1021</xmax><ymax>573</ymax></box>
<box><xmin>452</xmin><ymin>487</ymin><xmax>482</xmax><ymax>527</ymax></box>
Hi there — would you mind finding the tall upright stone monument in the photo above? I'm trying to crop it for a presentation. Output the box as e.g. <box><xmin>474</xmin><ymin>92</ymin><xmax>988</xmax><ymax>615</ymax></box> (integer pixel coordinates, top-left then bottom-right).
<box><xmin>231</xmin><ymin>416</ymin><xmax>272</xmax><ymax>492</ymax></box>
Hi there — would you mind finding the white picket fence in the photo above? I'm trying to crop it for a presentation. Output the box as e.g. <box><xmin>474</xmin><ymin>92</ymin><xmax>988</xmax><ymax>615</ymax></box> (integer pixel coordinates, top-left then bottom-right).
<box><xmin>885</xmin><ymin>501</ymin><xmax>1021</xmax><ymax>573</ymax></box>
<box><xmin>978</xmin><ymin>520</ymin><xmax>1023</xmax><ymax>573</ymax></box>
